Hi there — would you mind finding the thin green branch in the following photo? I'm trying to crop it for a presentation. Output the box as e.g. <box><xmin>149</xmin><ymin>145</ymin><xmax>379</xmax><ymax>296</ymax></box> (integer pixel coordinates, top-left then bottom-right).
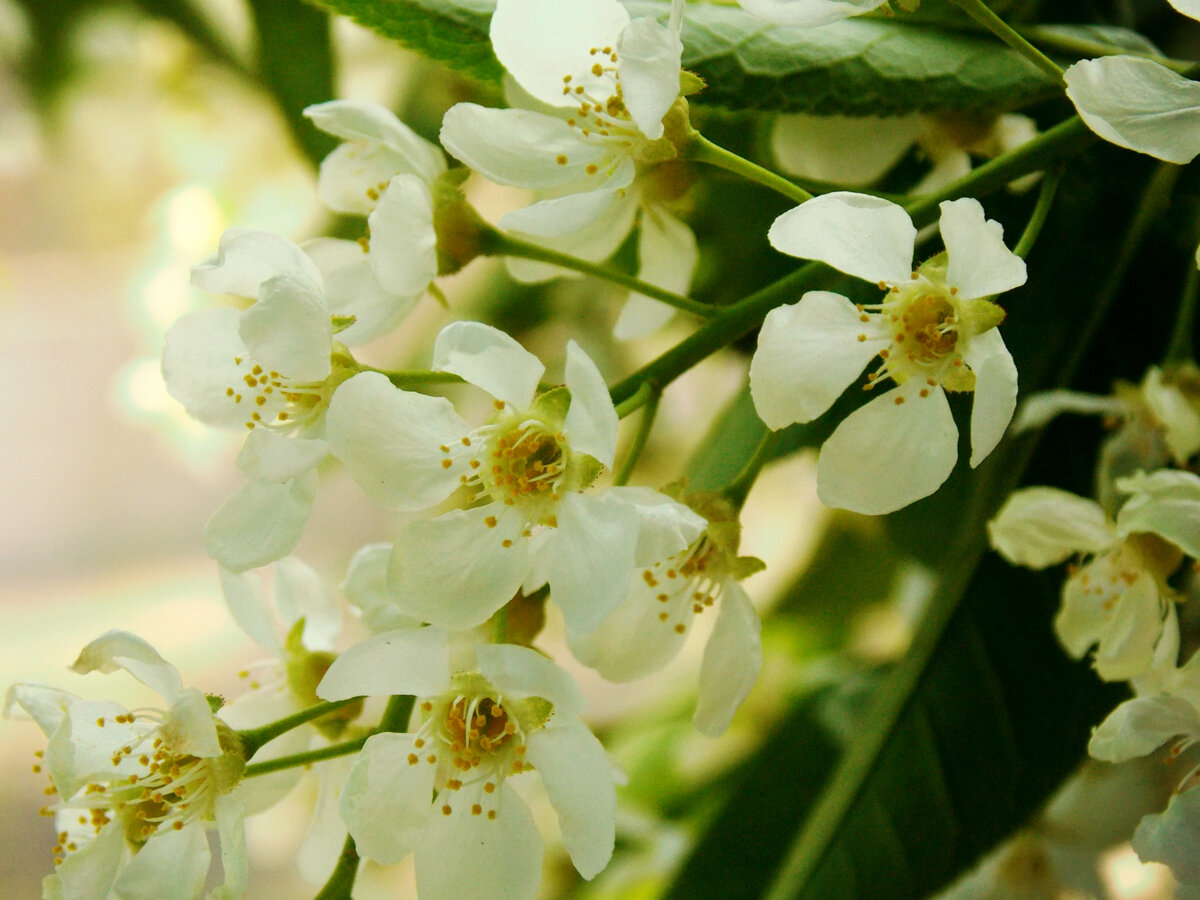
<box><xmin>313</xmin><ymin>835</ymin><xmax>360</xmax><ymax>900</ymax></box>
<box><xmin>377</xmin><ymin>694</ymin><xmax>417</xmax><ymax>734</ymax></box>
<box><xmin>483</xmin><ymin>231</ymin><xmax>714</xmax><ymax>319</ymax></box>
<box><xmin>614</xmin><ymin>387</ymin><xmax>662</xmax><ymax>487</ymax></box>
<box><xmin>367</xmin><ymin>368</ymin><xmax>465</xmax><ymax>389</ymax></box>
<box><xmin>237</xmin><ymin>698</ymin><xmax>363</xmax><ymax>759</ymax></box>
<box><xmin>724</xmin><ymin>427</ymin><xmax>780</xmax><ymax>509</ymax></box>
<box><xmin>1014</xmin><ymin>167</ymin><xmax>1063</xmax><ymax>259</ymax></box>
<box><xmin>1020</xmin><ymin>25</ymin><xmax>1193</xmax><ymax>74</ymax></box>
<box><xmin>1167</xmin><ymin>259</ymin><xmax>1199</xmax><ymax>365</ymax></box>
<box><xmin>947</xmin><ymin>0</ymin><xmax>1065</xmax><ymax>85</ymax></box>
<box><xmin>684</xmin><ymin>132</ymin><xmax>814</xmax><ymax>205</ymax></box>
<box><xmin>614</xmin><ymin>381</ymin><xmax>657</xmax><ymax>419</ymax></box>
<box><xmin>243</xmin><ymin>736</ymin><xmax>369</xmax><ymax>779</ymax></box>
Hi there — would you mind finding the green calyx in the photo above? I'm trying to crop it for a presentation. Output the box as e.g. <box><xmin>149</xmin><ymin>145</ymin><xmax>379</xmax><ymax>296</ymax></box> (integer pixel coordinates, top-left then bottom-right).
<box><xmin>284</xmin><ymin>620</ymin><xmax>363</xmax><ymax>740</ymax></box>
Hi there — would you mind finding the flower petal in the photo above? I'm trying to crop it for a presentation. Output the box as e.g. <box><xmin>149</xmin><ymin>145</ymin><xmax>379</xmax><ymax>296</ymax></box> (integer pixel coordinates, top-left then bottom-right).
<box><xmin>768</xmin><ymin>191</ymin><xmax>915</xmax><ymax>285</ymax></box>
<box><xmin>771</xmin><ymin>113</ymin><xmax>920</xmax><ymax>186</ymax></box>
<box><xmin>504</xmin><ymin>186</ymin><xmax>639</xmax><ymax>283</ymax></box>
<box><xmin>1089</xmin><ymin>695</ymin><xmax>1200</xmax><ymax>762</ymax></box>
<box><xmin>440</xmin><ymin>103</ymin><xmax>614</xmax><ymax>189</ymax></box>
<box><xmin>238</xmin><ymin>274</ymin><xmax>332</xmax><ymax>383</ymax></box>
<box><xmin>562</xmin><ymin>340</ymin><xmax>618</xmax><ymax>468</ymax></box>
<box><xmin>325</xmin><ymin>372</ymin><xmax>469</xmax><ymax>512</ymax></box>
<box><xmin>694</xmin><ymin>581</ymin><xmax>762</xmax><ymax>737</ymax></box>
<box><xmin>432</xmin><ymin>321</ymin><xmax>544</xmax><ymax>409</ymax></box>
<box><xmin>368</xmin><ymin>173</ymin><xmax>437</xmax><ymax>297</ymax></box>
<box><xmin>390</xmin><ymin>507</ymin><xmax>531</xmax><ymax>630</ymax></box>
<box><xmin>616</xmin><ymin>16</ymin><xmax>682</xmax><ymax>140</ymax></box>
<box><xmin>542</xmin><ymin>493</ymin><xmax>640</xmax><ymax>634</ymax></box>
<box><xmin>604</xmin><ymin>485</ymin><xmax>706</xmax><ymax>565</ymax></box>
<box><xmin>191</xmin><ymin>229</ymin><xmax>321</xmax><ymax>298</ymax></box>
<box><xmin>964</xmin><ymin>328</ymin><xmax>1018</xmax><ymax>466</ymax></box>
<box><xmin>203</xmin><ymin>469</ymin><xmax>318</xmax><ymax>573</ymax></box>
<box><xmin>317</xmin><ymin>627</ymin><xmax>449</xmax><ymax>701</ymax></box>
<box><xmin>342</xmin><ymin>543</ymin><xmax>421</xmax><ymax>634</ymax></box>
<box><xmin>614</xmin><ymin>207</ymin><xmax>698</xmax><ymax>340</ymax></box>
<box><xmin>1132</xmin><ymin>786</ymin><xmax>1200</xmax><ymax>883</ymax></box>
<box><xmin>750</xmin><ymin>291</ymin><xmax>888</xmax><ymax>429</ymax></box>
<box><xmin>1011</xmin><ymin>388</ymin><xmax>1124</xmax><ymax>433</ymax></box>
<box><xmin>525</xmin><ymin>719</ymin><xmax>615</xmax><ymax>878</ymax></box>
<box><xmin>161</xmin><ymin>307</ymin><xmax>251</xmax><ymax>429</ymax></box>
<box><xmin>114</xmin><ymin>821</ymin><xmax>210</xmax><ymax>900</ymax></box>
<box><xmin>219</xmin><ymin>567</ymin><xmax>284</xmax><ymax>656</ymax></box>
<box><xmin>737</xmin><ymin>0</ymin><xmax>889</xmax><ymax>26</ymax></box>
<box><xmin>940</xmin><ymin>198</ymin><xmax>1027</xmax><ymax>300</ymax></box>
<box><xmin>341</xmin><ymin>732</ymin><xmax>435</xmax><ymax>864</ymax></box>
<box><xmin>477</xmin><ymin>643</ymin><xmax>587</xmax><ymax>717</ymax></box>
<box><xmin>817</xmin><ymin>381</ymin><xmax>958</xmax><ymax>515</ymax></box>
<box><xmin>490</xmin><ymin>0</ymin><xmax>629</xmax><ymax>108</ymax></box>
<box><xmin>1116</xmin><ymin>469</ymin><xmax>1200</xmax><ymax>558</ymax></box>
<box><xmin>305</xmin><ymin>99</ymin><xmax>445</xmax><ymax>182</ymax></box>
<box><xmin>498</xmin><ymin>157</ymin><xmax>636</xmax><ymax>237</ymax></box>
<box><xmin>275</xmin><ymin>556</ymin><xmax>341</xmax><ymax>651</ymax></box>
<box><xmin>236</xmin><ymin>429</ymin><xmax>328</xmax><ymax>482</ymax></box>
<box><xmin>45</xmin><ymin>820</ymin><xmax>124</xmax><ymax>900</ymax></box>
<box><xmin>2</xmin><ymin>683</ymin><xmax>76</xmax><ymax>738</ymax></box>
<box><xmin>70</xmin><ymin>631</ymin><xmax>183</xmax><ymax>701</ymax></box>
<box><xmin>1092</xmin><ymin>569</ymin><xmax>1163</xmax><ymax>681</ymax></box>
<box><xmin>1064</xmin><ymin>56</ymin><xmax>1200</xmax><ymax>164</ymax></box>
<box><xmin>414</xmin><ymin>782</ymin><xmax>543</xmax><ymax>900</ymax></box>
<box><xmin>1169</xmin><ymin>0</ymin><xmax>1200</xmax><ymax>20</ymax></box>
<box><xmin>987</xmin><ymin>487</ymin><xmax>1115</xmax><ymax>568</ymax></box>
<box><xmin>306</xmin><ymin>237</ymin><xmax>418</xmax><ymax>345</ymax></box>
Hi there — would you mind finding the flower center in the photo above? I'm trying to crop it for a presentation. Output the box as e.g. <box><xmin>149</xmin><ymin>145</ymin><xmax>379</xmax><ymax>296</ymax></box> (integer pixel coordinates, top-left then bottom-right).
<box><xmin>642</xmin><ymin>535</ymin><xmax>725</xmax><ymax>636</ymax></box>
<box><xmin>483</xmin><ymin>418</ymin><xmax>566</xmax><ymax>508</ymax></box>
<box><xmin>224</xmin><ymin>356</ymin><xmax>324</xmax><ymax>432</ymax></box>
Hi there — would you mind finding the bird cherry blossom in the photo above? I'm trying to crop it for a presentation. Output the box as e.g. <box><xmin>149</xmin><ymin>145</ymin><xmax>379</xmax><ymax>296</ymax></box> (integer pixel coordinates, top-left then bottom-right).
<box><xmin>4</xmin><ymin>632</ymin><xmax>250</xmax><ymax>900</ymax></box>
<box><xmin>439</xmin><ymin>0</ymin><xmax>698</xmax><ymax>338</ymax></box>
<box><xmin>327</xmin><ymin>321</ymin><xmax>705</xmax><ymax>633</ymax></box>
<box><xmin>163</xmin><ymin>229</ymin><xmax>368</xmax><ymax>572</ymax></box>
<box><xmin>750</xmin><ymin>193</ymin><xmax>1025</xmax><ymax>514</ymax></box>
<box><xmin>316</xmin><ymin>629</ymin><xmax>615</xmax><ymax>900</ymax></box>
<box><xmin>989</xmin><ymin>470</ymin><xmax>1200</xmax><ymax>681</ymax></box>
<box><xmin>569</xmin><ymin>490</ymin><xmax>765</xmax><ymax>735</ymax></box>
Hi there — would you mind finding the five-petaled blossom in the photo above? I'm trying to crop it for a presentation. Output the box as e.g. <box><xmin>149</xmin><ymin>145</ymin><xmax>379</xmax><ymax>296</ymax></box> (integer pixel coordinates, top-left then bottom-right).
<box><xmin>304</xmin><ymin>99</ymin><xmax>447</xmax><ymax>314</ymax></box>
<box><xmin>163</xmin><ymin>229</ymin><xmax>367</xmax><ymax>572</ymax></box>
<box><xmin>4</xmin><ymin>632</ymin><xmax>250</xmax><ymax>900</ymax></box>
<box><xmin>317</xmin><ymin>628</ymin><xmax>615</xmax><ymax>900</ymax></box>
<box><xmin>988</xmin><ymin>470</ymin><xmax>1200</xmax><ymax>681</ymax></box>
<box><xmin>440</xmin><ymin>0</ymin><xmax>699</xmax><ymax>338</ymax></box>
<box><xmin>327</xmin><ymin>321</ymin><xmax>705</xmax><ymax>633</ymax></box>
<box><xmin>750</xmin><ymin>193</ymin><xmax>1025</xmax><ymax>514</ymax></box>
<box><xmin>569</xmin><ymin>491</ymin><xmax>765</xmax><ymax>736</ymax></box>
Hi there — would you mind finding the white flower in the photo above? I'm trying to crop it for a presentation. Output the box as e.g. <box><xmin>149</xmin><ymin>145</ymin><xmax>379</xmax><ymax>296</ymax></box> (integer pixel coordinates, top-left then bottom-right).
<box><xmin>1064</xmin><ymin>56</ymin><xmax>1200</xmax><ymax>165</ymax></box>
<box><xmin>317</xmin><ymin>629</ymin><xmax>616</xmax><ymax>900</ymax></box>
<box><xmin>749</xmin><ymin>193</ymin><xmax>1025</xmax><ymax>514</ymax></box>
<box><xmin>439</xmin><ymin>0</ymin><xmax>697</xmax><ymax>338</ymax></box>
<box><xmin>327</xmin><ymin>321</ymin><xmax>706</xmax><ymax>633</ymax></box>
<box><xmin>4</xmin><ymin>632</ymin><xmax>250</xmax><ymax>900</ymax></box>
<box><xmin>988</xmin><ymin>471</ymin><xmax>1200</xmax><ymax>681</ymax></box>
<box><xmin>305</xmin><ymin>100</ymin><xmax>446</xmax><ymax>310</ymax></box>
<box><xmin>163</xmin><ymin>229</ymin><xmax>372</xmax><ymax>571</ymax></box>
<box><xmin>771</xmin><ymin>111</ymin><xmax>1039</xmax><ymax>194</ymax></box>
<box><xmin>568</xmin><ymin>492</ymin><xmax>765</xmax><ymax>736</ymax></box>
<box><xmin>734</xmin><ymin>0</ymin><xmax>890</xmax><ymax>27</ymax></box>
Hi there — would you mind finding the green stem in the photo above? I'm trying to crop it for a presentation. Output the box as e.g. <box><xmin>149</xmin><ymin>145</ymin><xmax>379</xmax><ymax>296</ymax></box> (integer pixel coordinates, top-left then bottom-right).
<box><xmin>684</xmin><ymin>132</ymin><xmax>815</xmax><ymax>205</ymax></box>
<box><xmin>614</xmin><ymin>381</ymin><xmax>656</xmax><ymax>419</ymax></box>
<box><xmin>1165</xmin><ymin>192</ymin><xmax>1200</xmax><ymax>366</ymax></box>
<box><xmin>724</xmin><ymin>427</ymin><xmax>780</xmax><ymax>509</ymax></box>
<box><xmin>1019</xmin><ymin>25</ymin><xmax>1193</xmax><ymax>74</ymax></box>
<box><xmin>947</xmin><ymin>0</ymin><xmax>1065</xmax><ymax>85</ymax></box>
<box><xmin>243</xmin><ymin>736</ymin><xmax>369</xmax><ymax>778</ymax></box>
<box><xmin>313</xmin><ymin>835</ymin><xmax>360</xmax><ymax>900</ymax></box>
<box><xmin>482</xmin><ymin>229</ymin><xmax>714</xmax><ymax>319</ymax></box>
<box><xmin>492</xmin><ymin>606</ymin><xmax>508</xmax><ymax>644</ymax></box>
<box><xmin>237</xmin><ymin>698</ymin><xmax>363</xmax><ymax>759</ymax></box>
<box><xmin>377</xmin><ymin>694</ymin><xmax>417</xmax><ymax>734</ymax></box>
<box><xmin>368</xmin><ymin>368</ymin><xmax>465</xmax><ymax>389</ymax></box>
<box><xmin>1013</xmin><ymin>167</ymin><xmax>1063</xmax><ymax>259</ymax></box>
<box><xmin>614</xmin><ymin>387</ymin><xmax>661</xmax><ymax>487</ymax></box>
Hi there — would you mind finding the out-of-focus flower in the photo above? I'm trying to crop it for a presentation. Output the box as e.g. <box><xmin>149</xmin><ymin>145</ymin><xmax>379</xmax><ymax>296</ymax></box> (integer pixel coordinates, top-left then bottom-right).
<box><xmin>750</xmin><ymin>194</ymin><xmax>1024</xmax><ymax>514</ymax></box>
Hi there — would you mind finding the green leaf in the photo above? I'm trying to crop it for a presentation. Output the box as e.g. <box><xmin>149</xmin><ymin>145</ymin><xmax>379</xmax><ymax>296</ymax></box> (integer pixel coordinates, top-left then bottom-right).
<box><xmin>306</xmin><ymin>0</ymin><xmax>1071</xmax><ymax>114</ymax></box>
<box><xmin>248</xmin><ymin>0</ymin><xmax>338</xmax><ymax>166</ymax></box>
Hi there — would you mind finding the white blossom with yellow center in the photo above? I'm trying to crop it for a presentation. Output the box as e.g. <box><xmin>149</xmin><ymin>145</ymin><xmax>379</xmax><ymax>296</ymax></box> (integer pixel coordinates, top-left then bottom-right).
<box><xmin>4</xmin><ymin>632</ymin><xmax>250</xmax><ymax>900</ymax></box>
<box><xmin>317</xmin><ymin>629</ymin><xmax>615</xmax><ymax>900</ymax></box>
<box><xmin>439</xmin><ymin>0</ymin><xmax>698</xmax><ymax>339</ymax></box>
<box><xmin>750</xmin><ymin>193</ymin><xmax>1026</xmax><ymax>514</ymax></box>
<box><xmin>327</xmin><ymin>321</ymin><xmax>705</xmax><ymax>633</ymax></box>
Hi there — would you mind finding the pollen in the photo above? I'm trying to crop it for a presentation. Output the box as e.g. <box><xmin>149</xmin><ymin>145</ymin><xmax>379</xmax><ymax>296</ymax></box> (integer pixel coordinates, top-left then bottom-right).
<box><xmin>894</xmin><ymin>396</ymin><xmax>906</xmax><ymax>405</ymax></box>
<box><xmin>556</xmin><ymin>155</ymin><xmax>568</xmax><ymax>165</ymax></box>
<box><xmin>586</xmin><ymin>164</ymin><xmax>598</xmax><ymax>175</ymax></box>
